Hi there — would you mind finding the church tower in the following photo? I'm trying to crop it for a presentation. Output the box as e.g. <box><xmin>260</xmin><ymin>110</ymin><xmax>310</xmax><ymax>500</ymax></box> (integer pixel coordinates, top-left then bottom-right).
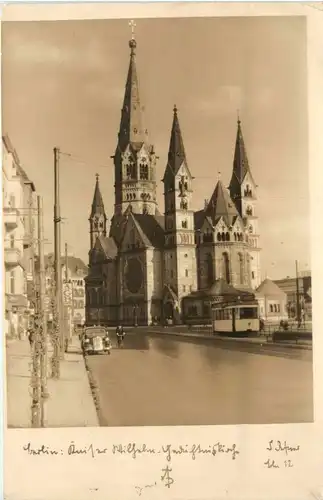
<box><xmin>228</xmin><ymin>118</ymin><xmax>261</xmax><ymax>288</ymax></box>
<box><xmin>162</xmin><ymin>106</ymin><xmax>198</xmax><ymax>303</ymax></box>
<box><xmin>89</xmin><ymin>174</ymin><xmax>107</xmax><ymax>249</ymax></box>
<box><xmin>112</xmin><ymin>25</ymin><xmax>158</xmax><ymax>217</ymax></box>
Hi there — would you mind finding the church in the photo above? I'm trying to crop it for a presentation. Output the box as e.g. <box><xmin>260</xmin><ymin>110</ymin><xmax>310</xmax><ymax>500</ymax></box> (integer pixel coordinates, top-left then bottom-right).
<box><xmin>85</xmin><ymin>31</ymin><xmax>261</xmax><ymax>326</ymax></box>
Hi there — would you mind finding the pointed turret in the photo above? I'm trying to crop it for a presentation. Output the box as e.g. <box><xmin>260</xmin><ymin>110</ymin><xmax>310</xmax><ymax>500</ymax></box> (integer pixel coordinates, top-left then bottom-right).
<box><xmin>206</xmin><ymin>180</ymin><xmax>239</xmax><ymax>226</ymax></box>
<box><xmin>228</xmin><ymin>117</ymin><xmax>261</xmax><ymax>289</ymax></box>
<box><xmin>232</xmin><ymin>118</ymin><xmax>250</xmax><ymax>184</ymax></box>
<box><xmin>117</xmin><ymin>37</ymin><xmax>149</xmax><ymax>152</ymax></box>
<box><xmin>89</xmin><ymin>174</ymin><xmax>107</xmax><ymax>249</ymax></box>
<box><xmin>112</xmin><ymin>24</ymin><xmax>158</xmax><ymax>216</ymax></box>
<box><xmin>90</xmin><ymin>173</ymin><xmax>106</xmax><ymax>218</ymax></box>
<box><xmin>229</xmin><ymin>118</ymin><xmax>256</xmax><ymax>215</ymax></box>
<box><xmin>162</xmin><ymin>106</ymin><xmax>197</xmax><ymax>299</ymax></box>
<box><xmin>164</xmin><ymin>105</ymin><xmax>187</xmax><ymax>179</ymax></box>
<box><xmin>163</xmin><ymin>105</ymin><xmax>193</xmax><ymax>190</ymax></box>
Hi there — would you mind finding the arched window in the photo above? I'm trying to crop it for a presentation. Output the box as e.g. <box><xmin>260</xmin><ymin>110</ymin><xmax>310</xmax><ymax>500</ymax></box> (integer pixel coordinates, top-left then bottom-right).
<box><xmin>217</xmin><ymin>233</ymin><xmax>222</xmax><ymax>241</ymax></box>
<box><xmin>221</xmin><ymin>232</ymin><xmax>225</xmax><ymax>241</ymax></box>
<box><xmin>206</xmin><ymin>253</ymin><xmax>214</xmax><ymax>287</ymax></box>
<box><xmin>222</xmin><ymin>252</ymin><xmax>230</xmax><ymax>283</ymax></box>
<box><xmin>270</xmin><ymin>304</ymin><xmax>273</xmax><ymax>313</ymax></box>
<box><xmin>238</xmin><ymin>253</ymin><xmax>244</xmax><ymax>285</ymax></box>
<box><xmin>246</xmin><ymin>206</ymin><xmax>253</xmax><ymax>216</ymax></box>
<box><xmin>225</xmin><ymin>232</ymin><xmax>230</xmax><ymax>241</ymax></box>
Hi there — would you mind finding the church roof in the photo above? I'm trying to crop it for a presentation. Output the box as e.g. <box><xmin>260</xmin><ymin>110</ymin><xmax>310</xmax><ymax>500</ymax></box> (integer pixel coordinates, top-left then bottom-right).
<box><xmin>256</xmin><ymin>278</ymin><xmax>286</xmax><ymax>297</ymax></box>
<box><xmin>163</xmin><ymin>106</ymin><xmax>191</xmax><ymax>183</ymax></box>
<box><xmin>194</xmin><ymin>209</ymin><xmax>205</xmax><ymax>231</ymax></box>
<box><xmin>116</xmin><ymin>38</ymin><xmax>150</xmax><ymax>153</ymax></box>
<box><xmin>206</xmin><ymin>279</ymin><xmax>254</xmax><ymax>297</ymax></box>
<box><xmin>205</xmin><ymin>180</ymin><xmax>240</xmax><ymax>227</ymax></box>
<box><xmin>109</xmin><ymin>214</ymin><xmax>128</xmax><ymax>246</ymax></box>
<box><xmin>97</xmin><ymin>235</ymin><xmax>118</xmax><ymax>260</ymax></box>
<box><xmin>187</xmin><ymin>279</ymin><xmax>255</xmax><ymax>299</ymax></box>
<box><xmin>133</xmin><ymin>213</ymin><xmax>165</xmax><ymax>248</ymax></box>
<box><xmin>90</xmin><ymin>174</ymin><xmax>106</xmax><ymax>218</ymax></box>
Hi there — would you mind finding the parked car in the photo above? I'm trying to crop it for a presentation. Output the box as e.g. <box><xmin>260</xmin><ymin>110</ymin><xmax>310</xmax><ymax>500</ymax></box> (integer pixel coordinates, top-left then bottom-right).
<box><xmin>81</xmin><ymin>326</ymin><xmax>111</xmax><ymax>355</ymax></box>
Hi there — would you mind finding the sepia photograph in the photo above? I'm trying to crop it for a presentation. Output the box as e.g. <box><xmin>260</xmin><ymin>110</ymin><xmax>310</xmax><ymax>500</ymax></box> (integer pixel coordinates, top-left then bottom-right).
<box><xmin>2</xmin><ymin>13</ymin><xmax>313</xmax><ymax>430</ymax></box>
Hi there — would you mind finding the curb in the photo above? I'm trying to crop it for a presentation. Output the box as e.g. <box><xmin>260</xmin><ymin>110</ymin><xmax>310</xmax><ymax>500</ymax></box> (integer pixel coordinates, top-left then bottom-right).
<box><xmin>153</xmin><ymin>331</ymin><xmax>312</xmax><ymax>351</ymax></box>
<box><xmin>83</xmin><ymin>354</ymin><xmax>103</xmax><ymax>425</ymax></box>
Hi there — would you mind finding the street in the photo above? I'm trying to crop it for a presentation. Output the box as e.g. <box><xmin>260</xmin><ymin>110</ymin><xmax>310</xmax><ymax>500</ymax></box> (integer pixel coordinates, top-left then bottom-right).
<box><xmin>86</xmin><ymin>330</ymin><xmax>313</xmax><ymax>427</ymax></box>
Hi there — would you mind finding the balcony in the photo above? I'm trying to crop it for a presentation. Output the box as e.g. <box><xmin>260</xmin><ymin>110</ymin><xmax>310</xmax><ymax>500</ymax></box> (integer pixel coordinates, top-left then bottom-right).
<box><xmin>3</xmin><ymin>207</ymin><xmax>19</xmax><ymax>229</ymax></box>
<box><xmin>4</xmin><ymin>247</ymin><xmax>22</xmax><ymax>267</ymax></box>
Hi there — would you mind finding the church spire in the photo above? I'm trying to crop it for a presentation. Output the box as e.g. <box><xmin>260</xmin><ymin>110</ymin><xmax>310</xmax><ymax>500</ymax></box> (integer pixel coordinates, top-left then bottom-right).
<box><xmin>90</xmin><ymin>173</ymin><xmax>106</xmax><ymax>218</ymax></box>
<box><xmin>89</xmin><ymin>174</ymin><xmax>107</xmax><ymax>249</ymax></box>
<box><xmin>229</xmin><ymin>117</ymin><xmax>256</xmax><ymax>215</ymax></box>
<box><xmin>163</xmin><ymin>105</ymin><xmax>190</xmax><ymax>185</ymax></box>
<box><xmin>117</xmin><ymin>23</ymin><xmax>149</xmax><ymax>152</ymax></box>
<box><xmin>232</xmin><ymin>117</ymin><xmax>250</xmax><ymax>184</ymax></box>
<box><xmin>168</xmin><ymin>105</ymin><xmax>187</xmax><ymax>174</ymax></box>
<box><xmin>112</xmin><ymin>23</ymin><xmax>158</xmax><ymax>217</ymax></box>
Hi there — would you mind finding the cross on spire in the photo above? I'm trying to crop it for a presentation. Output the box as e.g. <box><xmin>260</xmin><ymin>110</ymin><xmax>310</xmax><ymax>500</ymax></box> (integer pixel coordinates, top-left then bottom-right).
<box><xmin>95</xmin><ymin>173</ymin><xmax>99</xmax><ymax>181</ymax></box>
<box><xmin>217</xmin><ymin>171</ymin><xmax>221</xmax><ymax>181</ymax></box>
<box><xmin>129</xmin><ymin>20</ymin><xmax>136</xmax><ymax>40</ymax></box>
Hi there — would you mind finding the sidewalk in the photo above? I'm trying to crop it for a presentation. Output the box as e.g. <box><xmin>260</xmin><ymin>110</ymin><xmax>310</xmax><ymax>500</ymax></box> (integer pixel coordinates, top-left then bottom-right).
<box><xmin>151</xmin><ymin>328</ymin><xmax>312</xmax><ymax>350</ymax></box>
<box><xmin>5</xmin><ymin>335</ymin><xmax>99</xmax><ymax>428</ymax></box>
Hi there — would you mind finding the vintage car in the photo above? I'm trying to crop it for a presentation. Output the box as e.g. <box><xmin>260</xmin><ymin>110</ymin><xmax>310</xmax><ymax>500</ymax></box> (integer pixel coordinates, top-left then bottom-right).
<box><xmin>82</xmin><ymin>326</ymin><xmax>111</xmax><ymax>355</ymax></box>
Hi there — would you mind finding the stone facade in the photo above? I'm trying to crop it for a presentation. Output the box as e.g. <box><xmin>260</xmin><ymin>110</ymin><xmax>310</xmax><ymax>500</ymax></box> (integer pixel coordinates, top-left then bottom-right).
<box><xmin>85</xmin><ymin>36</ymin><xmax>262</xmax><ymax>326</ymax></box>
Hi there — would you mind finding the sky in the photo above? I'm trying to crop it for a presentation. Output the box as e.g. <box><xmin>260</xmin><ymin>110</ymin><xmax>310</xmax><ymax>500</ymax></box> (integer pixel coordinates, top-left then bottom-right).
<box><xmin>2</xmin><ymin>16</ymin><xmax>309</xmax><ymax>280</ymax></box>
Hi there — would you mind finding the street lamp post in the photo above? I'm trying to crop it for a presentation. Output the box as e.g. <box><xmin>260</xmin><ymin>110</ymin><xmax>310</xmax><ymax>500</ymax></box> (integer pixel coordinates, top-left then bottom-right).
<box><xmin>295</xmin><ymin>260</ymin><xmax>301</xmax><ymax>326</ymax></box>
<box><xmin>133</xmin><ymin>304</ymin><xmax>138</xmax><ymax>327</ymax></box>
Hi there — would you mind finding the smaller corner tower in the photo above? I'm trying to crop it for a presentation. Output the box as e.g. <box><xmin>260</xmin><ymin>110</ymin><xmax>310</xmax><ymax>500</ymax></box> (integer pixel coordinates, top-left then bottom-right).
<box><xmin>162</xmin><ymin>105</ymin><xmax>197</xmax><ymax>300</ymax></box>
<box><xmin>228</xmin><ymin>117</ymin><xmax>261</xmax><ymax>288</ymax></box>
<box><xmin>89</xmin><ymin>173</ymin><xmax>107</xmax><ymax>249</ymax></box>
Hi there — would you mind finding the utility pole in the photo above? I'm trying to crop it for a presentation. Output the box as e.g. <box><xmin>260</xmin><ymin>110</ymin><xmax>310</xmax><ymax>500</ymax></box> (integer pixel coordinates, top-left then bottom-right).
<box><xmin>295</xmin><ymin>260</ymin><xmax>301</xmax><ymax>326</ymax></box>
<box><xmin>51</xmin><ymin>146</ymin><xmax>63</xmax><ymax>378</ymax></box>
<box><xmin>37</xmin><ymin>196</ymin><xmax>48</xmax><ymax>426</ymax></box>
<box><xmin>31</xmin><ymin>201</ymin><xmax>41</xmax><ymax>427</ymax></box>
<box><xmin>65</xmin><ymin>242</ymin><xmax>68</xmax><ymax>281</ymax></box>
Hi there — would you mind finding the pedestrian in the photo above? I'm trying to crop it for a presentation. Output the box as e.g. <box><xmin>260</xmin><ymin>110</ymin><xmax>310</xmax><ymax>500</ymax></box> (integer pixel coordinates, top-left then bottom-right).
<box><xmin>27</xmin><ymin>328</ymin><xmax>35</xmax><ymax>349</ymax></box>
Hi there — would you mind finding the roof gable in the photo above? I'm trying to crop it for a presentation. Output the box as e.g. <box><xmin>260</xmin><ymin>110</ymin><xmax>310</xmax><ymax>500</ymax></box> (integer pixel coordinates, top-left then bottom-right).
<box><xmin>133</xmin><ymin>213</ymin><xmax>165</xmax><ymax>248</ymax></box>
<box><xmin>205</xmin><ymin>180</ymin><xmax>240</xmax><ymax>227</ymax></box>
<box><xmin>120</xmin><ymin>212</ymin><xmax>151</xmax><ymax>251</ymax></box>
<box><xmin>256</xmin><ymin>278</ymin><xmax>287</xmax><ymax>297</ymax></box>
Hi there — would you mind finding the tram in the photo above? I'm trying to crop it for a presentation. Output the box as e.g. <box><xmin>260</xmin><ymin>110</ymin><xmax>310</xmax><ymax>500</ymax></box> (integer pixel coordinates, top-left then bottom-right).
<box><xmin>211</xmin><ymin>299</ymin><xmax>260</xmax><ymax>337</ymax></box>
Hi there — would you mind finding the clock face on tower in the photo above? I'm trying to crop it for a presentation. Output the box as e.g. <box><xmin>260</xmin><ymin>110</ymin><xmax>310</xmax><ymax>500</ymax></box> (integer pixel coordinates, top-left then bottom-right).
<box><xmin>125</xmin><ymin>257</ymin><xmax>143</xmax><ymax>294</ymax></box>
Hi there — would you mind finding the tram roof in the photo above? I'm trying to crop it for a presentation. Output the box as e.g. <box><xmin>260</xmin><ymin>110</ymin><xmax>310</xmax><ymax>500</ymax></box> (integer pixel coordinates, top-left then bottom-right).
<box><xmin>211</xmin><ymin>299</ymin><xmax>259</xmax><ymax>309</ymax></box>
<box><xmin>183</xmin><ymin>278</ymin><xmax>256</xmax><ymax>299</ymax></box>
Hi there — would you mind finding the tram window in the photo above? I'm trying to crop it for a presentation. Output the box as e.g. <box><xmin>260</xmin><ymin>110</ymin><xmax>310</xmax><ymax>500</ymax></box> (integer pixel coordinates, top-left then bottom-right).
<box><xmin>215</xmin><ymin>308</ymin><xmax>232</xmax><ymax>320</ymax></box>
<box><xmin>223</xmin><ymin>309</ymin><xmax>232</xmax><ymax>320</ymax></box>
<box><xmin>239</xmin><ymin>307</ymin><xmax>258</xmax><ymax>319</ymax></box>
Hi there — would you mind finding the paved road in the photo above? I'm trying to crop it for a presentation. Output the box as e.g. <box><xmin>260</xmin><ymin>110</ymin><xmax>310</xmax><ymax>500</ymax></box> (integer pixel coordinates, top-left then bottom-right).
<box><xmin>86</xmin><ymin>330</ymin><xmax>313</xmax><ymax>427</ymax></box>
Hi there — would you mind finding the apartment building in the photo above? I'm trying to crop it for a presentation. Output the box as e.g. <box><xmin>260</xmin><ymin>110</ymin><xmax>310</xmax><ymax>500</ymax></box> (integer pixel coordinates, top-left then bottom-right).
<box><xmin>2</xmin><ymin>135</ymin><xmax>36</xmax><ymax>337</ymax></box>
